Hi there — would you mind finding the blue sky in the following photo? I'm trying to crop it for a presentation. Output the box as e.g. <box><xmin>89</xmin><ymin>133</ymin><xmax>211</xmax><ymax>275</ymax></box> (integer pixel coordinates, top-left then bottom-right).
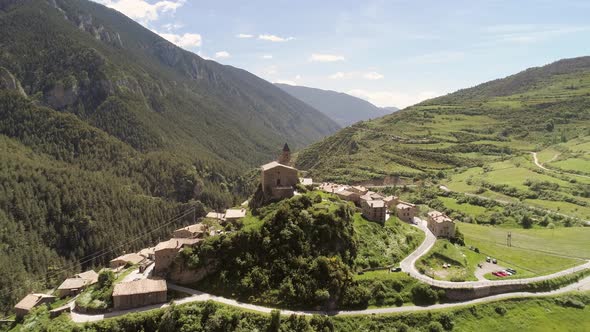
<box><xmin>95</xmin><ymin>0</ymin><xmax>590</xmax><ymax>108</ymax></box>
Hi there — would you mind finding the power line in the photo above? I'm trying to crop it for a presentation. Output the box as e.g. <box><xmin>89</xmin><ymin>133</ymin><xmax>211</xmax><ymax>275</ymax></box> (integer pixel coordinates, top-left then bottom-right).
<box><xmin>0</xmin><ymin>207</ymin><xmax>197</xmax><ymax>300</ymax></box>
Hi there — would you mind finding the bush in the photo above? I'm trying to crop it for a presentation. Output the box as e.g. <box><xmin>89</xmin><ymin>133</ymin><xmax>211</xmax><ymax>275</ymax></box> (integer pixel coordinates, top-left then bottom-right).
<box><xmin>427</xmin><ymin>321</ymin><xmax>444</xmax><ymax>332</ymax></box>
<box><xmin>495</xmin><ymin>305</ymin><xmax>507</xmax><ymax>315</ymax></box>
<box><xmin>410</xmin><ymin>284</ymin><xmax>438</xmax><ymax>305</ymax></box>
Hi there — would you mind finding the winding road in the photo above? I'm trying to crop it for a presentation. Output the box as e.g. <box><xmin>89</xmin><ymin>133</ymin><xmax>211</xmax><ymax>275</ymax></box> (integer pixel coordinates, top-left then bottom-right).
<box><xmin>531</xmin><ymin>151</ymin><xmax>590</xmax><ymax>179</ymax></box>
<box><xmin>70</xmin><ymin>217</ymin><xmax>590</xmax><ymax>323</ymax></box>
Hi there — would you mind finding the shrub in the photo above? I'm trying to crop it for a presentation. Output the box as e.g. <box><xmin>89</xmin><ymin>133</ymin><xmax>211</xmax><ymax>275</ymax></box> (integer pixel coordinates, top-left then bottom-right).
<box><xmin>410</xmin><ymin>284</ymin><xmax>438</xmax><ymax>305</ymax></box>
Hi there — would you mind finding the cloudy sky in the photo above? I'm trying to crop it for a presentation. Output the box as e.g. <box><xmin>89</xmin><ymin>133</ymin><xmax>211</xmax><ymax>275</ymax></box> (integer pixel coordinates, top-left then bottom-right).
<box><xmin>94</xmin><ymin>0</ymin><xmax>590</xmax><ymax>108</ymax></box>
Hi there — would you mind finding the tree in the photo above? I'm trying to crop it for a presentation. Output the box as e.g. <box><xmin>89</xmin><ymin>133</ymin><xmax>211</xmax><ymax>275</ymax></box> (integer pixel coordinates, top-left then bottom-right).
<box><xmin>97</xmin><ymin>270</ymin><xmax>115</xmax><ymax>289</ymax></box>
<box><xmin>269</xmin><ymin>310</ymin><xmax>281</xmax><ymax>332</ymax></box>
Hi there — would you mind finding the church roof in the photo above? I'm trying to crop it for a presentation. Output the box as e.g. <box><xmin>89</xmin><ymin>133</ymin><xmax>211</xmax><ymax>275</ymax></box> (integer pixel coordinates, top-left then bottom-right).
<box><xmin>283</xmin><ymin>143</ymin><xmax>290</xmax><ymax>152</ymax></box>
<box><xmin>261</xmin><ymin>161</ymin><xmax>297</xmax><ymax>171</ymax></box>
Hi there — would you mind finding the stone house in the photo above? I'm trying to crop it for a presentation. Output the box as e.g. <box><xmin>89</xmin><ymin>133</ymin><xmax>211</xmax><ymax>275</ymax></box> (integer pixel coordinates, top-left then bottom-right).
<box><xmin>260</xmin><ymin>161</ymin><xmax>299</xmax><ymax>200</ymax></box>
<box><xmin>349</xmin><ymin>185</ymin><xmax>369</xmax><ymax>195</ymax></box>
<box><xmin>13</xmin><ymin>294</ymin><xmax>56</xmax><ymax>318</ymax></box>
<box><xmin>75</xmin><ymin>270</ymin><xmax>99</xmax><ymax>285</ymax></box>
<box><xmin>109</xmin><ymin>253</ymin><xmax>145</xmax><ymax>269</ymax></box>
<box><xmin>112</xmin><ymin>279</ymin><xmax>167</xmax><ymax>310</ymax></box>
<box><xmin>360</xmin><ymin>191</ymin><xmax>384</xmax><ymax>202</ymax></box>
<box><xmin>225</xmin><ymin>208</ymin><xmax>246</xmax><ymax>222</ymax></box>
<box><xmin>361</xmin><ymin>200</ymin><xmax>387</xmax><ymax>223</ymax></box>
<box><xmin>154</xmin><ymin>238</ymin><xmax>201</xmax><ymax>276</ymax></box>
<box><xmin>383</xmin><ymin>196</ymin><xmax>399</xmax><ymax>209</ymax></box>
<box><xmin>336</xmin><ymin>190</ymin><xmax>361</xmax><ymax>204</ymax></box>
<box><xmin>56</xmin><ymin>278</ymin><xmax>89</xmax><ymax>298</ymax></box>
<box><xmin>396</xmin><ymin>201</ymin><xmax>418</xmax><ymax>223</ymax></box>
<box><xmin>173</xmin><ymin>223</ymin><xmax>207</xmax><ymax>239</ymax></box>
<box><xmin>427</xmin><ymin>211</ymin><xmax>456</xmax><ymax>238</ymax></box>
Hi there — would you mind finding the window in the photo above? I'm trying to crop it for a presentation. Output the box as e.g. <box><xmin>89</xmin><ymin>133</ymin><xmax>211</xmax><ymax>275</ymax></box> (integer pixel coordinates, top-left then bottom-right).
<box><xmin>277</xmin><ymin>178</ymin><xmax>281</xmax><ymax>186</ymax></box>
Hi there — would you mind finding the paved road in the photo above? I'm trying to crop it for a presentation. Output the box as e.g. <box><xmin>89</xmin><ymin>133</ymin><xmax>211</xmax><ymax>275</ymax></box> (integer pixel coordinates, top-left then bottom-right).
<box><xmin>400</xmin><ymin>218</ymin><xmax>590</xmax><ymax>289</ymax></box>
<box><xmin>70</xmin><ymin>219</ymin><xmax>590</xmax><ymax>323</ymax></box>
<box><xmin>70</xmin><ymin>275</ymin><xmax>590</xmax><ymax>322</ymax></box>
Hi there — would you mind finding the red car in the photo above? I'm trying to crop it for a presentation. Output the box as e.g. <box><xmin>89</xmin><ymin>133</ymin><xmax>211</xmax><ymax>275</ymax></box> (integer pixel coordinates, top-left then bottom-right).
<box><xmin>497</xmin><ymin>271</ymin><xmax>508</xmax><ymax>277</ymax></box>
<box><xmin>492</xmin><ymin>272</ymin><xmax>500</xmax><ymax>277</ymax></box>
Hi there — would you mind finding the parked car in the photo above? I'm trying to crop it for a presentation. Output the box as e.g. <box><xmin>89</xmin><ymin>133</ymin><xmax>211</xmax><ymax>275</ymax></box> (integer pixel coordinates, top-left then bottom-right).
<box><xmin>492</xmin><ymin>272</ymin><xmax>499</xmax><ymax>277</ymax></box>
<box><xmin>507</xmin><ymin>268</ymin><xmax>517</xmax><ymax>274</ymax></box>
<box><xmin>492</xmin><ymin>258</ymin><xmax>497</xmax><ymax>264</ymax></box>
<box><xmin>497</xmin><ymin>271</ymin><xmax>507</xmax><ymax>277</ymax></box>
<box><xmin>486</xmin><ymin>257</ymin><xmax>491</xmax><ymax>262</ymax></box>
<box><xmin>503</xmin><ymin>270</ymin><xmax>513</xmax><ymax>276</ymax></box>
<box><xmin>391</xmin><ymin>267</ymin><xmax>402</xmax><ymax>272</ymax></box>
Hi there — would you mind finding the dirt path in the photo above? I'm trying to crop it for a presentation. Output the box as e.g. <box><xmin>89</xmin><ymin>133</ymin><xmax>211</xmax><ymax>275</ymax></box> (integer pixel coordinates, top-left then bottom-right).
<box><xmin>531</xmin><ymin>152</ymin><xmax>590</xmax><ymax>179</ymax></box>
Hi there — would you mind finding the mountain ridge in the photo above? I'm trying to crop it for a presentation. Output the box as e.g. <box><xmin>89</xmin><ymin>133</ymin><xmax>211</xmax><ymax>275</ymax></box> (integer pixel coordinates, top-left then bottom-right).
<box><xmin>276</xmin><ymin>83</ymin><xmax>396</xmax><ymax>126</ymax></box>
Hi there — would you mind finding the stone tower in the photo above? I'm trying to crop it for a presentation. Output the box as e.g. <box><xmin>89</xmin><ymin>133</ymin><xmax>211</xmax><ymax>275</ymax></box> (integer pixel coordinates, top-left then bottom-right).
<box><xmin>277</xmin><ymin>143</ymin><xmax>291</xmax><ymax>165</ymax></box>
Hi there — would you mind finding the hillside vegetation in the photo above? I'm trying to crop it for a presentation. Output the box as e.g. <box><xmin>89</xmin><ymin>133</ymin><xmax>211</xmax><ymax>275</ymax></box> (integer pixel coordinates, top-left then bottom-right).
<box><xmin>297</xmin><ymin>57</ymin><xmax>590</xmax><ymax>220</ymax></box>
<box><xmin>0</xmin><ymin>0</ymin><xmax>338</xmax><ymax>312</ymax></box>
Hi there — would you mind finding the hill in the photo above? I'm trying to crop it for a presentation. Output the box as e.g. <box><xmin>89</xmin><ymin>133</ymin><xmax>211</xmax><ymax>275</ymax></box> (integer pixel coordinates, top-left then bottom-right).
<box><xmin>0</xmin><ymin>0</ymin><xmax>338</xmax><ymax>312</ymax></box>
<box><xmin>276</xmin><ymin>83</ymin><xmax>395</xmax><ymax>127</ymax></box>
<box><xmin>296</xmin><ymin>57</ymin><xmax>590</xmax><ymax>220</ymax></box>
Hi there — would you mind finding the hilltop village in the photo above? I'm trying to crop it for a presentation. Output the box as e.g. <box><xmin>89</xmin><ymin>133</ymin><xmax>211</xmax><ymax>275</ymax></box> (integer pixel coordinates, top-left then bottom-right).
<box><xmin>11</xmin><ymin>143</ymin><xmax>459</xmax><ymax>318</ymax></box>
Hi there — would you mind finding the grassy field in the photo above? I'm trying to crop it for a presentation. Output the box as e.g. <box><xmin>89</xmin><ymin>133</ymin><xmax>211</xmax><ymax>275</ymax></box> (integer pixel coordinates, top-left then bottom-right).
<box><xmin>458</xmin><ymin>222</ymin><xmax>588</xmax><ymax>279</ymax></box>
<box><xmin>439</xmin><ymin>196</ymin><xmax>503</xmax><ymax>217</ymax></box>
<box><xmin>353</xmin><ymin>213</ymin><xmax>424</xmax><ymax>269</ymax></box>
<box><xmin>416</xmin><ymin>239</ymin><xmax>484</xmax><ymax>281</ymax></box>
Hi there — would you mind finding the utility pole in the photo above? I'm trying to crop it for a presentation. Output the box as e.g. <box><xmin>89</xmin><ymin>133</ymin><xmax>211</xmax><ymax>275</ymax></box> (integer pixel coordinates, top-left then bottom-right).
<box><xmin>507</xmin><ymin>232</ymin><xmax>512</xmax><ymax>247</ymax></box>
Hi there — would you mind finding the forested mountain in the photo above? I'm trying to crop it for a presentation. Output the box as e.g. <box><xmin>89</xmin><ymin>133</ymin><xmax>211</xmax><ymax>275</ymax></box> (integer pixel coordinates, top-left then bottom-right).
<box><xmin>276</xmin><ymin>83</ymin><xmax>395</xmax><ymax>127</ymax></box>
<box><xmin>0</xmin><ymin>0</ymin><xmax>339</xmax><ymax>312</ymax></box>
<box><xmin>296</xmin><ymin>57</ymin><xmax>590</xmax><ymax>183</ymax></box>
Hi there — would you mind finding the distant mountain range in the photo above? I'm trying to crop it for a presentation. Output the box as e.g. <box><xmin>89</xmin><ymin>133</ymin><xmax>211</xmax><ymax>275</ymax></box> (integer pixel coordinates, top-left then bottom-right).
<box><xmin>275</xmin><ymin>83</ymin><xmax>398</xmax><ymax>127</ymax></box>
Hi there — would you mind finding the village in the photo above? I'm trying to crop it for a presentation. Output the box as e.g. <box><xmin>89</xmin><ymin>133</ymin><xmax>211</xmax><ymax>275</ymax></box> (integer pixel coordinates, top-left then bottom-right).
<box><xmin>12</xmin><ymin>143</ymin><xmax>456</xmax><ymax>319</ymax></box>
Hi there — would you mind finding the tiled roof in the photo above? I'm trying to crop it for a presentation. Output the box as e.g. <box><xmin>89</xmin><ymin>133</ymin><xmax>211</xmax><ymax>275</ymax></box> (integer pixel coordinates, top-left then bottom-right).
<box><xmin>225</xmin><ymin>208</ymin><xmax>246</xmax><ymax>219</ymax></box>
<box><xmin>110</xmin><ymin>253</ymin><xmax>145</xmax><ymax>265</ymax></box>
<box><xmin>155</xmin><ymin>238</ymin><xmax>201</xmax><ymax>251</ymax></box>
<box><xmin>112</xmin><ymin>279</ymin><xmax>167</xmax><ymax>297</ymax></box>
<box><xmin>58</xmin><ymin>278</ymin><xmax>87</xmax><ymax>290</ymax></box>
<box><xmin>261</xmin><ymin>161</ymin><xmax>297</xmax><ymax>171</ymax></box>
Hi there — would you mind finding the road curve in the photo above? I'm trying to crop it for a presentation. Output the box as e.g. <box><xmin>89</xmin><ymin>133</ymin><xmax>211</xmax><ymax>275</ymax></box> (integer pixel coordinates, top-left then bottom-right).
<box><xmin>400</xmin><ymin>218</ymin><xmax>590</xmax><ymax>289</ymax></box>
<box><xmin>70</xmin><ymin>219</ymin><xmax>589</xmax><ymax>323</ymax></box>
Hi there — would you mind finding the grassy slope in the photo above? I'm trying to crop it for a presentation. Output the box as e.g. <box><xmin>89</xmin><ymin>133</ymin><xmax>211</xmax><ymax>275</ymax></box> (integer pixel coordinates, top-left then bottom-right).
<box><xmin>296</xmin><ymin>57</ymin><xmax>590</xmax><ymax>219</ymax></box>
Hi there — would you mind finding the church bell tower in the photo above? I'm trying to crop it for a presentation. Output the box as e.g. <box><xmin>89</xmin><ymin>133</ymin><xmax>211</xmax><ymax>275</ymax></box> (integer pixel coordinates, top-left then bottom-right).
<box><xmin>277</xmin><ymin>143</ymin><xmax>291</xmax><ymax>165</ymax></box>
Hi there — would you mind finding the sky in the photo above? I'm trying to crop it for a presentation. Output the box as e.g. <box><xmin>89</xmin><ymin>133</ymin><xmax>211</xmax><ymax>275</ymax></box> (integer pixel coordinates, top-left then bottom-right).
<box><xmin>93</xmin><ymin>0</ymin><xmax>590</xmax><ymax>108</ymax></box>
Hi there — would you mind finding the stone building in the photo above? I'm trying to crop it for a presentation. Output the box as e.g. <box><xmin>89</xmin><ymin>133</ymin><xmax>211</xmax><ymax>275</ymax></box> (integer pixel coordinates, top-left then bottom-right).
<box><xmin>56</xmin><ymin>278</ymin><xmax>89</xmax><ymax>298</ymax></box>
<box><xmin>361</xmin><ymin>199</ymin><xmax>387</xmax><ymax>223</ymax></box>
<box><xmin>13</xmin><ymin>294</ymin><xmax>55</xmax><ymax>318</ymax></box>
<box><xmin>112</xmin><ymin>279</ymin><xmax>167</xmax><ymax>310</ymax></box>
<box><xmin>335</xmin><ymin>190</ymin><xmax>361</xmax><ymax>204</ymax></box>
<box><xmin>427</xmin><ymin>211</ymin><xmax>456</xmax><ymax>238</ymax></box>
<box><xmin>109</xmin><ymin>253</ymin><xmax>145</xmax><ymax>269</ymax></box>
<box><xmin>396</xmin><ymin>201</ymin><xmax>418</xmax><ymax>223</ymax></box>
<box><xmin>173</xmin><ymin>223</ymin><xmax>207</xmax><ymax>239</ymax></box>
<box><xmin>383</xmin><ymin>196</ymin><xmax>399</xmax><ymax>209</ymax></box>
<box><xmin>259</xmin><ymin>143</ymin><xmax>300</xmax><ymax>200</ymax></box>
<box><xmin>154</xmin><ymin>238</ymin><xmax>201</xmax><ymax>276</ymax></box>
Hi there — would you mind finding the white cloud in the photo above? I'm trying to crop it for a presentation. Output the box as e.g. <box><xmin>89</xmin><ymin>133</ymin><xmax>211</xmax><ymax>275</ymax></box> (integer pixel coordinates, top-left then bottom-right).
<box><xmin>158</xmin><ymin>32</ymin><xmax>202</xmax><ymax>48</ymax></box>
<box><xmin>363</xmin><ymin>71</ymin><xmax>384</xmax><ymax>80</ymax></box>
<box><xmin>258</xmin><ymin>34</ymin><xmax>295</xmax><ymax>42</ymax></box>
<box><xmin>215</xmin><ymin>51</ymin><xmax>230</xmax><ymax>58</ymax></box>
<box><xmin>197</xmin><ymin>51</ymin><xmax>213</xmax><ymax>60</ymax></box>
<box><xmin>348</xmin><ymin>89</ymin><xmax>441</xmax><ymax>108</ymax></box>
<box><xmin>261</xmin><ymin>54</ymin><xmax>273</xmax><ymax>59</ymax></box>
<box><xmin>237</xmin><ymin>33</ymin><xmax>254</xmax><ymax>38</ymax></box>
<box><xmin>274</xmin><ymin>79</ymin><xmax>297</xmax><ymax>85</ymax></box>
<box><xmin>95</xmin><ymin>0</ymin><xmax>186</xmax><ymax>24</ymax></box>
<box><xmin>309</xmin><ymin>53</ymin><xmax>345</xmax><ymax>62</ymax></box>
<box><xmin>329</xmin><ymin>72</ymin><xmax>347</xmax><ymax>79</ymax></box>
<box><xmin>162</xmin><ymin>22</ymin><xmax>183</xmax><ymax>31</ymax></box>
<box><xmin>295</xmin><ymin>75</ymin><xmax>301</xmax><ymax>80</ymax></box>
<box><xmin>329</xmin><ymin>71</ymin><xmax>383</xmax><ymax>80</ymax></box>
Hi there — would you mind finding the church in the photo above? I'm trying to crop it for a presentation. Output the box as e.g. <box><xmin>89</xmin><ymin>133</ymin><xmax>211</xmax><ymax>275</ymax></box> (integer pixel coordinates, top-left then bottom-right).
<box><xmin>260</xmin><ymin>143</ymin><xmax>299</xmax><ymax>200</ymax></box>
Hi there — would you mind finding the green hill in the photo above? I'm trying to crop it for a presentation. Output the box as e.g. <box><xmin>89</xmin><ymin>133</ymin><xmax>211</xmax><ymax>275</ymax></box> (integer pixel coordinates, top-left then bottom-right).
<box><xmin>0</xmin><ymin>0</ymin><xmax>339</xmax><ymax>312</ymax></box>
<box><xmin>296</xmin><ymin>57</ymin><xmax>590</xmax><ymax>220</ymax></box>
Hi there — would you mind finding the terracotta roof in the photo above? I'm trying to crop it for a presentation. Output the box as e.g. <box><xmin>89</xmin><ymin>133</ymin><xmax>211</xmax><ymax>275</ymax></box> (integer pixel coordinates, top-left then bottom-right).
<box><xmin>58</xmin><ymin>278</ymin><xmax>87</xmax><ymax>290</ymax></box>
<box><xmin>75</xmin><ymin>270</ymin><xmax>99</xmax><ymax>284</ymax></box>
<box><xmin>110</xmin><ymin>253</ymin><xmax>145</xmax><ymax>265</ymax></box>
<box><xmin>364</xmin><ymin>200</ymin><xmax>385</xmax><ymax>208</ymax></box>
<box><xmin>396</xmin><ymin>201</ymin><xmax>416</xmax><ymax>209</ymax></box>
<box><xmin>225</xmin><ymin>208</ymin><xmax>246</xmax><ymax>219</ymax></box>
<box><xmin>112</xmin><ymin>279</ymin><xmax>167</xmax><ymax>297</ymax></box>
<box><xmin>175</xmin><ymin>223</ymin><xmax>206</xmax><ymax>234</ymax></box>
<box><xmin>261</xmin><ymin>161</ymin><xmax>297</xmax><ymax>171</ymax></box>
<box><xmin>336</xmin><ymin>190</ymin><xmax>356</xmax><ymax>197</ymax></box>
<box><xmin>155</xmin><ymin>238</ymin><xmax>201</xmax><ymax>251</ymax></box>
<box><xmin>138</xmin><ymin>247</ymin><xmax>155</xmax><ymax>258</ymax></box>
<box><xmin>14</xmin><ymin>294</ymin><xmax>54</xmax><ymax>311</ymax></box>
<box><xmin>428</xmin><ymin>211</ymin><xmax>454</xmax><ymax>224</ymax></box>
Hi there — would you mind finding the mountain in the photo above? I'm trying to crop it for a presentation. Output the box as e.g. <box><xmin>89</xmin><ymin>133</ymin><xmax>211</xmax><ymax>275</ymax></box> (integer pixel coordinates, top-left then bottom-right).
<box><xmin>0</xmin><ymin>0</ymin><xmax>339</xmax><ymax>311</ymax></box>
<box><xmin>296</xmin><ymin>57</ymin><xmax>590</xmax><ymax>183</ymax></box>
<box><xmin>275</xmin><ymin>83</ymin><xmax>395</xmax><ymax>127</ymax></box>
<box><xmin>382</xmin><ymin>106</ymin><xmax>400</xmax><ymax>113</ymax></box>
